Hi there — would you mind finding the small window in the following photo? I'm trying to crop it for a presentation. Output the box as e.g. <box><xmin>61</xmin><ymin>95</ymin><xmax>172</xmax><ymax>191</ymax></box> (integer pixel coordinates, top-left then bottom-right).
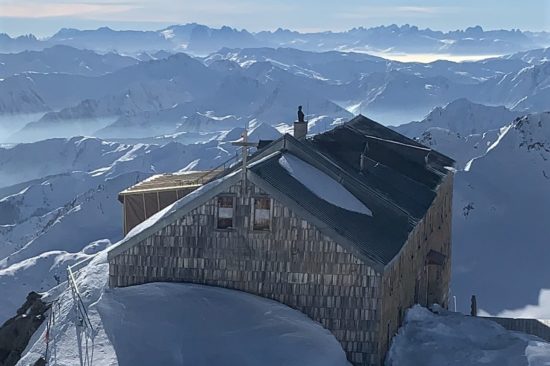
<box><xmin>217</xmin><ymin>196</ymin><xmax>235</xmax><ymax>229</ymax></box>
<box><xmin>253</xmin><ymin>197</ymin><xmax>271</xmax><ymax>231</ymax></box>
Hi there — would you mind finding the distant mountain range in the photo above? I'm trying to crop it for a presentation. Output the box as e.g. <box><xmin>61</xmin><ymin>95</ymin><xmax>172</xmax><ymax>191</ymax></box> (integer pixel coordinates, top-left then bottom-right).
<box><xmin>0</xmin><ymin>45</ymin><xmax>138</xmax><ymax>77</ymax></box>
<box><xmin>2</xmin><ymin>44</ymin><xmax>550</xmax><ymax>143</ymax></box>
<box><xmin>395</xmin><ymin>99</ymin><xmax>523</xmax><ymax>168</ymax></box>
<box><xmin>1</xmin><ymin>24</ymin><xmax>549</xmax><ymax>56</ymax></box>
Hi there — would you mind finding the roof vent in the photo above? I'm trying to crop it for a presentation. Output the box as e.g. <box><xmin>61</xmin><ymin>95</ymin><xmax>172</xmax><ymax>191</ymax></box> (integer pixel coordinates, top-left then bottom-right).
<box><xmin>294</xmin><ymin>105</ymin><xmax>307</xmax><ymax>140</ymax></box>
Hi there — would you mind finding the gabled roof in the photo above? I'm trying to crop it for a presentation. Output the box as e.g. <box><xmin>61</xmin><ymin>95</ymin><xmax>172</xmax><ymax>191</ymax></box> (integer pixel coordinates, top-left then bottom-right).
<box><xmin>248</xmin><ymin>151</ymin><xmax>410</xmax><ymax>268</ymax></box>
<box><xmin>108</xmin><ymin>115</ymin><xmax>454</xmax><ymax>271</ymax></box>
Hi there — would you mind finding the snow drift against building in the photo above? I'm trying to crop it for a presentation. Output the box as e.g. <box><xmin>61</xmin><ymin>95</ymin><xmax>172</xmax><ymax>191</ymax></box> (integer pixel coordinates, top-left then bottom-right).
<box><xmin>387</xmin><ymin>305</ymin><xmax>550</xmax><ymax>366</ymax></box>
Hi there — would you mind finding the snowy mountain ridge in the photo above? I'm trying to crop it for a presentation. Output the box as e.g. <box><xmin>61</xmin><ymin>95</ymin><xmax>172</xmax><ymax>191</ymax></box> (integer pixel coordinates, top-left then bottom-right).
<box><xmin>452</xmin><ymin>112</ymin><xmax>550</xmax><ymax>314</ymax></box>
<box><xmin>2</xmin><ymin>24</ymin><xmax>549</xmax><ymax>56</ymax></box>
<box><xmin>3</xmin><ymin>47</ymin><xmax>550</xmax><ymax>140</ymax></box>
<box><xmin>388</xmin><ymin>101</ymin><xmax>550</xmax><ymax>316</ymax></box>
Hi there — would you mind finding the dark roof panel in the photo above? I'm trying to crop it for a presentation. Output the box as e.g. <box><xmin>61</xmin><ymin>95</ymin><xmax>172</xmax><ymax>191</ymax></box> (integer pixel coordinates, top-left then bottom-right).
<box><xmin>249</xmin><ymin>153</ymin><xmax>413</xmax><ymax>265</ymax></box>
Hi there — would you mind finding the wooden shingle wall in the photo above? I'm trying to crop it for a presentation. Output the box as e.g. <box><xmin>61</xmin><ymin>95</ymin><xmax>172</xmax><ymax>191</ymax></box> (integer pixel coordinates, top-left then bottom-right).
<box><xmin>109</xmin><ymin>181</ymin><xmax>383</xmax><ymax>365</ymax></box>
<box><xmin>121</xmin><ymin>186</ymin><xmax>197</xmax><ymax>235</ymax></box>
<box><xmin>378</xmin><ymin>174</ymin><xmax>454</xmax><ymax>363</ymax></box>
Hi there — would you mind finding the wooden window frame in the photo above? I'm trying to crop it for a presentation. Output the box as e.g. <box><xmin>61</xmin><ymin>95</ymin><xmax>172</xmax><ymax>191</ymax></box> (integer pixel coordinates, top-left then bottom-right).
<box><xmin>216</xmin><ymin>195</ymin><xmax>236</xmax><ymax>230</ymax></box>
<box><xmin>251</xmin><ymin>196</ymin><xmax>272</xmax><ymax>232</ymax></box>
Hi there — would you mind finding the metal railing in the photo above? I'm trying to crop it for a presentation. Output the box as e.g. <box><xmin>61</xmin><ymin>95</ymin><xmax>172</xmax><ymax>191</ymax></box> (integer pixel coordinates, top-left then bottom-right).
<box><xmin>191</xmin><ymin>150</ymin><xmax>242</xmax><ymax>185</ymax></box>
<box><xmin>67</xmin><ymin>264</ymin><xmax>94</xmax><ymax>333</ymax></box>
<box><xmin>67</xmin><ymin>263</ymin><xmax>95</xmax><ymax>366</ymax></box>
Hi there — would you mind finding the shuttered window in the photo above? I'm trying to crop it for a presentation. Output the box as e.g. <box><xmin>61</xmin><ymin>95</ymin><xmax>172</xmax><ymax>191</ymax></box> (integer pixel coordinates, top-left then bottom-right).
<box><xmin>253</xmin><ymin>197</ymin><xmax>271</xmax><ymax>231</ymax></box>
<box><xmin>217</xmin><ymin>196</ymin><xmax>235</xmax><ymax>229</ymax></box>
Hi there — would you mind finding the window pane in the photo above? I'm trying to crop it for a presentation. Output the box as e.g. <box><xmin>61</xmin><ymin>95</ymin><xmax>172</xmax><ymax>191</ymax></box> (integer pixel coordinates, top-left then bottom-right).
<box><xmin>253</xmin><ymin>197</ymin><xmax>271</xmax><ymax>231</ymax></box>
<box><xmin>217</xmin><ymin>218</ymin><xmax>233</xmax><ymax>229</ymax></box>
<box><xmin>217</xmin><ymin>196</ymin><xmax>234</xmax><ymax>229</ymax></box>
<box><xmin>218</xmin><ymin>196</ymin><xmax>234</xmax><ymax>208</ymax></box>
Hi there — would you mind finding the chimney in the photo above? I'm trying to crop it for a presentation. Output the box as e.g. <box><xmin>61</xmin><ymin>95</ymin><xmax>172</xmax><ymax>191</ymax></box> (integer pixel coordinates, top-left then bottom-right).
<box><xmin>294</xmin><ymin>121</ymin><xmax>307</xmax><ymax>140</ymax></box>
<box><xmin>294</xmin><ymin>105</ymin><xmax>307</xmax><ymax>139</ymax></box>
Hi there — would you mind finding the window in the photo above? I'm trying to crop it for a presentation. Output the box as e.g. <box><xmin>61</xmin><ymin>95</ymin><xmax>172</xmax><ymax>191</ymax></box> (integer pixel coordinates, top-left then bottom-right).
<box><xmin>217</xmin><ymin>196</ymin><xmax>235</xmax><ymax>229</ymax></box>
<box><xmin>253</xmin><ymin>196</ymin><xmax>271</xmax><ymax>231</ymax></box>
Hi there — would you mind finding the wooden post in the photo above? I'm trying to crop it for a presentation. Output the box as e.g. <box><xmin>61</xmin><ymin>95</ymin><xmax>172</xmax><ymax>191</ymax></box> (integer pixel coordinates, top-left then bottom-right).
<box><xmin>471</xmin><ymin>295</ymin><xmax>477</xmax><ymax>316</ymax></box>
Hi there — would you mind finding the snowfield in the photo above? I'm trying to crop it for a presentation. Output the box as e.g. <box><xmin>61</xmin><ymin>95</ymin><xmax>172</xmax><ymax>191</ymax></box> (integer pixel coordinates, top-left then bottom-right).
<box><xmin>387</xmin><ymin>305</ymin><xmax>550</xmax><ymax>366</ymax></box>
<box><xmin>17</xmin><ymin>252</ymin><xmax>350</xmax><ymax>366</ymax></box>
<box><xmin>0</xmin><ymin>240</ymin><xmax>109</xmax><ymax>323</ymax></box>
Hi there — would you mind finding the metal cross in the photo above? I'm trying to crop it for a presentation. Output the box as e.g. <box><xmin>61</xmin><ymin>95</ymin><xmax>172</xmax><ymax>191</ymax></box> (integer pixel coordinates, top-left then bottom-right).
<box><xmin>232</xmin><ymin>128</ymin><xmax>258</xmax><ymax>189</ymax></box>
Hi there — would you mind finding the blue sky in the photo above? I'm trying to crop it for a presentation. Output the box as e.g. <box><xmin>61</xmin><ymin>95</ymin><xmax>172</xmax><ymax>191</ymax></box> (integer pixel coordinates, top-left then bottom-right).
<box><xmin>0</xmin><ymin>0</ymin><xmax>549</xmax><ymax>37</ymax></box>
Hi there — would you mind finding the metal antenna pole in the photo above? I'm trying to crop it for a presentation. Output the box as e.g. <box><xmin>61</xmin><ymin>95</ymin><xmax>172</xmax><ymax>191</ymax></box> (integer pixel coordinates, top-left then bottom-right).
<box><xmin>242</xmin><ymin>124</ymin><xmax>248</xmax><ymax>189</ymax></box>
<box><xmin>453</xmin><ymin>296</ymin><xmax>457</xmax><ymax>312</ymax></box>
<box><xmin>232</xmin><ymin>121</ymin><xmax>257</xmax><ymax>193</ymax></box>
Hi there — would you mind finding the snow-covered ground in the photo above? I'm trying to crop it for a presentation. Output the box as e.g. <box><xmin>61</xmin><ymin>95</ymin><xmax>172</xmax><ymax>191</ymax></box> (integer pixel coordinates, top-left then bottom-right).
<box><xmin>17</xmin><ymin>251</ymin><xmax>350</xmax><ymax>366</ymax></box>
<box><xmin>387</xmin><ymin>305</ymin><xmax>550</xmax><ymax>366</ymax></box>
<box><xmin>17</xmin><ymin>248</ymin><xmax>550</xmax><ymax>366</ymax></box>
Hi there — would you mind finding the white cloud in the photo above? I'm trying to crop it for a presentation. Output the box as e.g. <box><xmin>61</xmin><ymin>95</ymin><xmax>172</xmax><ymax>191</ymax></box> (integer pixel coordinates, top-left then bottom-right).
<box><xmin>496</xmin><ymin>289</ymin><xmax>550</xmax><ymax>319</ymax></box>
<box><xmin>337</xmin><ymin>5</ymin><xmax>459</xmax><ymax>20</ymax></box>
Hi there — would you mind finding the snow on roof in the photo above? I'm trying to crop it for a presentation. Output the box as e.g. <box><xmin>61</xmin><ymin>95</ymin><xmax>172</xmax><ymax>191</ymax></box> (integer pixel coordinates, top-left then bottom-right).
<box><xmin>278</xmin><ymin>153</ymin><xmax>373</xmax><ymax>216</ymax></box>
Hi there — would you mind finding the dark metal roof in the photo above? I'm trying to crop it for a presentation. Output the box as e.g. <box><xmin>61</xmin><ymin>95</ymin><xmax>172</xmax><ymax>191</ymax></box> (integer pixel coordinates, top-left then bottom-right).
<box><xmin>306</xmin><ymin>115</ymin><xmax>454</xmax><ymax>221</ymax></box>
<box><xmin>249</xmin><ymin>152</ymin><xmax>412</xmax><ymax>266</ymax></box>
